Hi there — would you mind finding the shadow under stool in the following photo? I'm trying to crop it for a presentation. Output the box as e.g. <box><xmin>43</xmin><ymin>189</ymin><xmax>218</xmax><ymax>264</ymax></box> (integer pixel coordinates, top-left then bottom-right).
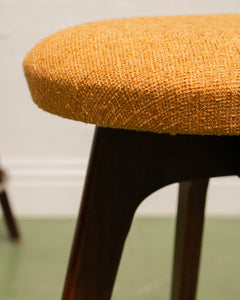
<box><xmin>0</xmin><ymin>168</ymin><xmax>20</xmax><ymax>241</ymax></box>
<box><xmin>23</xmin><ymin>14</ymin><xmax>240</xmax><ymax>300</ymax></box>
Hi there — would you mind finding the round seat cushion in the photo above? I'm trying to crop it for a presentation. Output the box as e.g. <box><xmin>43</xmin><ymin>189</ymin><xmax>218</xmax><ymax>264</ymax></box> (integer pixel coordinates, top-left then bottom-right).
<box><xmin>24</xmin><ymin>14</ymin><xmax>240</xmax><ymax>135</ymax></box>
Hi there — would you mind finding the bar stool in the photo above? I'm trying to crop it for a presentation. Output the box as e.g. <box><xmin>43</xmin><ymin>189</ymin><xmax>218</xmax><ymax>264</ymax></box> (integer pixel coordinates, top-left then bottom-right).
<box><xmin>23</xmin><ymin>14</ymin><xmax>240</xmax><ymax>300</ymax></box>
<box><xmin>0</xmin><ymin>167</ymin><xmax>20</xmax><ymax>241</ymax></box>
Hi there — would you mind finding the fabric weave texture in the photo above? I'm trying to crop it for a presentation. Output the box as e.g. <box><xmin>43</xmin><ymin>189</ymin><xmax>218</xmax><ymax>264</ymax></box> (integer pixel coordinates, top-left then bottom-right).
<box><xmin>24</xmin><ymin>14</ymin><xmax>240</xmax><ymax>135</ymax></box>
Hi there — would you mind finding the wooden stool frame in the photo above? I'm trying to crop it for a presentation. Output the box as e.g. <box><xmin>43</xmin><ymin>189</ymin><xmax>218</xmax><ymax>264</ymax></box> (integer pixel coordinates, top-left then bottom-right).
<box><xmin>62</xmin><ymin>126</ymin><xmax>240</xmax><ymax>300</ymax></box>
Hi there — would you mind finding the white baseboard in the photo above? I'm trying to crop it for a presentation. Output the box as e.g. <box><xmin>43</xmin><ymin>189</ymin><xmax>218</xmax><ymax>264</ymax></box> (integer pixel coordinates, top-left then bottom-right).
<box><xmin>1</xmin><ymin>158</ymin><xmax>240</xmax><ymax>217</ymax></box>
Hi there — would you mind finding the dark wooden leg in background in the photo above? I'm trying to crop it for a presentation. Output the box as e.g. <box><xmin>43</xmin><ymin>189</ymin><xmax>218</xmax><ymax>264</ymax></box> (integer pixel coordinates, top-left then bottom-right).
<box><xmin>171</xmin><ymin>178</ymin><xmax>209</xmax><ymax>300</ymax></box>
<box><xmin>0</xmin><ymin>190</ymin><xmax>20</xmax><ymax>242</ymax></box>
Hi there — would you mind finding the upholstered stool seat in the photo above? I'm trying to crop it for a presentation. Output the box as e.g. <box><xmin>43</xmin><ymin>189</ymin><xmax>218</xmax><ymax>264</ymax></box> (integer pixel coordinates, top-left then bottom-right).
<box><xmin>24</xmin><ymin>14</ymin><xmax>240</xmax><ymax>135</ymax></box>
<box><xmin>24</xmin><ymin>14</ymin><xmax>240</xmax><ymax>300</ymax></box>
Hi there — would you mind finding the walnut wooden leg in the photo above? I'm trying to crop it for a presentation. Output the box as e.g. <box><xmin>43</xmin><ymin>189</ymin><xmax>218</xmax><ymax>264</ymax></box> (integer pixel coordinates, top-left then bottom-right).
<box><xmin>171</xmin><ymin>178</ymin><xmax>209</xmax><ymax>300</ymax></box>
<box><xmin>62</xmin><ymin>128</ymin><xmax>145</xmax><ymax>300</ymax></box>
<box><xmin>0</xmin><ymin>190</ymin><xmax>20</xmax><ymax>242</ymax></box>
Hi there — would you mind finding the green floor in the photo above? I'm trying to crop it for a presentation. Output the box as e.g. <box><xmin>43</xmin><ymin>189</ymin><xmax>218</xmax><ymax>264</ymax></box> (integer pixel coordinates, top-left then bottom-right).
<box><xmin>0</xmin><ymin>217</ymin><xmax>240</xmax><ymax>299</ymax></box>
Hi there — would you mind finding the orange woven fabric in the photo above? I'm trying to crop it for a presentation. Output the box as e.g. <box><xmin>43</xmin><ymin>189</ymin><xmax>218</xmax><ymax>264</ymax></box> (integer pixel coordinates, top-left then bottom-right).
<box><xmin>24</xmin><ymin>14</ymin><xmax>240</xmax><ymax>135</ymax></box>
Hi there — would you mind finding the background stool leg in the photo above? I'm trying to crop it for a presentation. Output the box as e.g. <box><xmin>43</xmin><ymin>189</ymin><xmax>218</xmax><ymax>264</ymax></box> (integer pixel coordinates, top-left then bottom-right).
<box><xmin>0</xmin><ymin>190</ymin><xmax>20</xmax><ymax>242</ymax></box>
<box><xmin>171</xmin><ymin>178</ymin><xmax>209</xmax><ymax>300</ymax></box>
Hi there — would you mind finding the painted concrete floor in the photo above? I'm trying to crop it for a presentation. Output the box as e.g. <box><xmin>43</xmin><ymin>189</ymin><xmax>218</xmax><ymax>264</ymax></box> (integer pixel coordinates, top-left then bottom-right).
<box><xmin>0</xmin><ymin>217</ymin><xmax>240</xmax><ymax>299</ymax></box>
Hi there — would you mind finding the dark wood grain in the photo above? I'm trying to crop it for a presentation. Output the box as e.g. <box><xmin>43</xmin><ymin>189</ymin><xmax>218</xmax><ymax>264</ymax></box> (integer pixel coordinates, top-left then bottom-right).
<box><xmin>62</xmin><ymin>126</ymin><xmax>240</xmax><ymax>300</ymax></box>
<box><xmin>0</xmin><ymin>190</ymin><xmax>20</xmax><ymax>242</ymax></box>
<box><xmin>171</xmin><ymin>179</ymin><xmax>209</xmax><ymax>300</ymax></box>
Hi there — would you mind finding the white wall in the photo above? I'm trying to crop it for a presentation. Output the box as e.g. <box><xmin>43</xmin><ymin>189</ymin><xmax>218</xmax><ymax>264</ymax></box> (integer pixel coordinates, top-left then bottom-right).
<box><xmin>1</xmin><ymin>0</ymin><xmax>240</xmax><ymax>217</ymax></box>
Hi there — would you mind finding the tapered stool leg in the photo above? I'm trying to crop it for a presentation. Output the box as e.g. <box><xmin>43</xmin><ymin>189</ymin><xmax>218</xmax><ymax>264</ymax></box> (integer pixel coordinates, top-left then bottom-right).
<box><xmin>171</xmin><ymin>178</ymin><xmax>209</xmax><ymax>300</ymax></box>
<box><xmin>0</xmin><ymin>190</ymin><xmax>20</xmax><ymax>241</ymax></box>
<box><xmin>62</xmin><ymin>128</ymin><xmax>144</xmax><ymax>300</ymax></box>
